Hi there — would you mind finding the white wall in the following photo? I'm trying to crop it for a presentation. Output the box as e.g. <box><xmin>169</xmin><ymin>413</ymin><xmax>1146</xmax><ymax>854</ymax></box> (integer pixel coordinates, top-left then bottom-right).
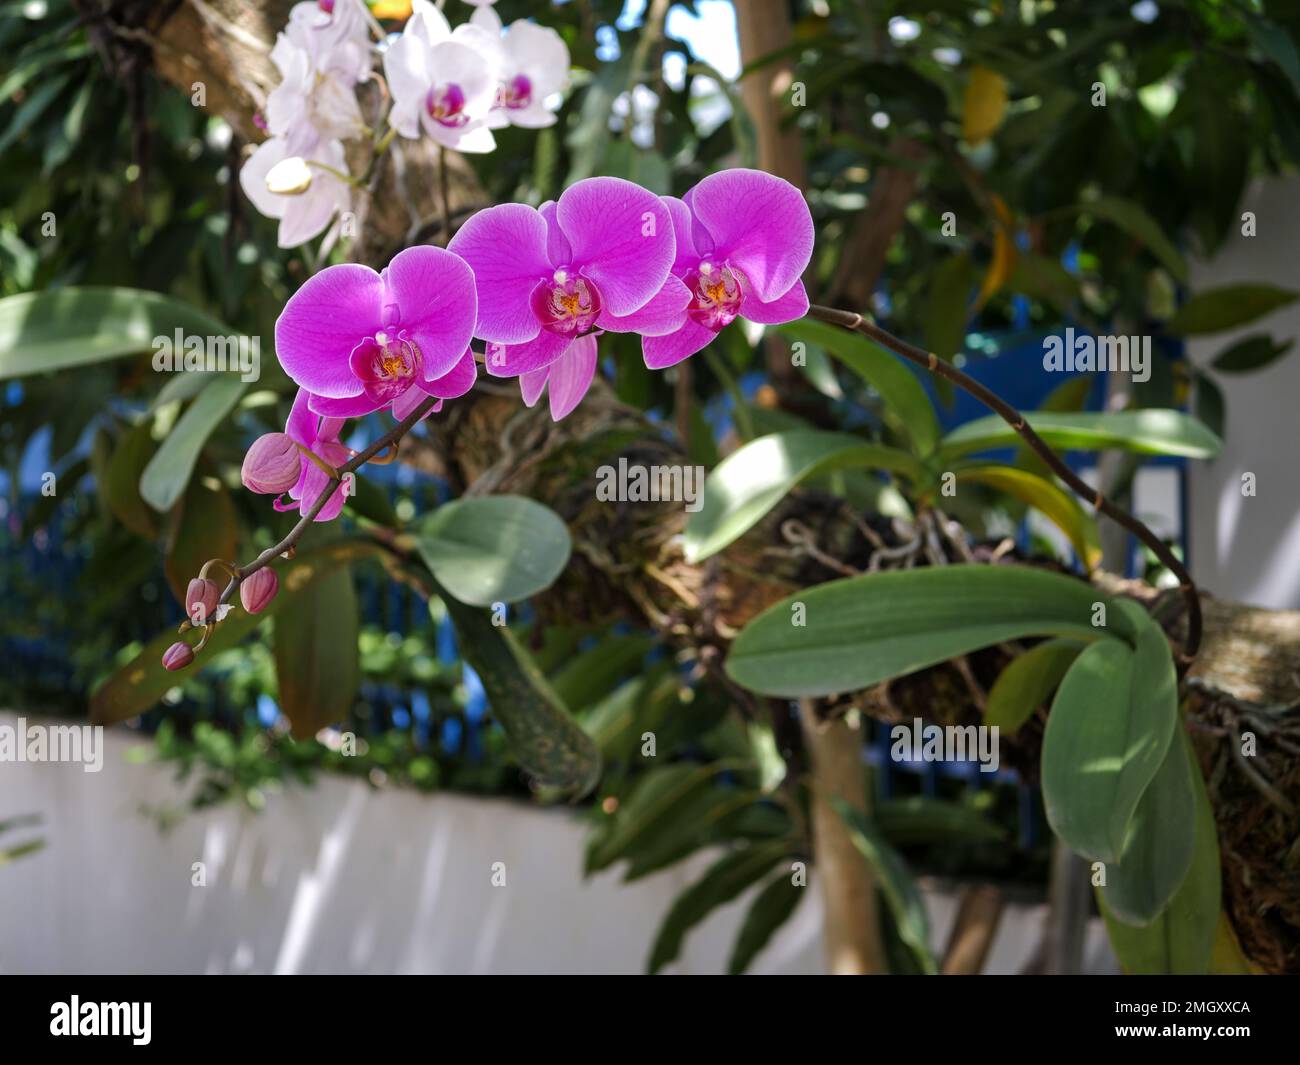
<box><xmin>1188</xmin><ymin>177</ymin><xmax>1300</xmax><ymax>610</ymax></box>
<box><xmin>0</xmin><ymin>713</ymin><xmax>1116</xmax><ymax>975</ymax></box>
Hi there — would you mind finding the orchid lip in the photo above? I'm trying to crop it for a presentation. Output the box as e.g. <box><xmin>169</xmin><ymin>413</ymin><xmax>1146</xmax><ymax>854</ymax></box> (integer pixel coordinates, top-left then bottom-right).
<box><xmin>531</xmin><ymin>270</ymin><xmax>603</xmax><ymax>337</ymax></box>
<box><xmin>685</xmin><ymin>261</ymin><xmax>745</xmax><ymax>331</ymax></box>
<box><xmin>427</xmin><ymin>83</ymin><xmax>469</xmax><ymax>128</ymax></box>
<box><xmin>501</xmin><ymin>74</ymin><xmax>533</xmax><ymax>110</ymax></box>
<box><xmin>349</xmin><ymin>329</ymin><xmax>424</xmax><ymax>404</ymax></box>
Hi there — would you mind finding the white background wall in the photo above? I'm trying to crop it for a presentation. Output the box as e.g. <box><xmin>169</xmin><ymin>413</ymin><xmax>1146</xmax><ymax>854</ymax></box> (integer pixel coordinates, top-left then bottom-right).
<box><xmin>1187</xmin><ymin>178</ymin><xmax>1300</xmax><ymax>610</ymax></box>
<box><xmin>0</xmin><ymin>713</ymin><xmax>1118</xmax><ymax>975</ymax></box>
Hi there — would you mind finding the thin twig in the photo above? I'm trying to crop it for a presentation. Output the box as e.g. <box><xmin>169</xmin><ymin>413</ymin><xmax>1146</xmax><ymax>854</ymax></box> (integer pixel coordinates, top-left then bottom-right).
<box><xmin>808</xmin><ymin>303</ymin><xmax>1203</xmax><ymax>669</ymax></box>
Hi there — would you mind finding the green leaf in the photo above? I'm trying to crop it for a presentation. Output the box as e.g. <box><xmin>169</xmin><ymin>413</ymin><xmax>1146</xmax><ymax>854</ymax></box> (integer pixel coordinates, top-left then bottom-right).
<box><xmin>1194</xmin><ymin>374</ymin><xmax>1225</xmax><ymax>440</ymax></box>
<box><xmin>683</xmin><ymin>430</ymin><xmax>922</xmax><ymax>563</ymax></box>
<box><xmin>647</xmin><ymin>840</ymin><xmax>788</xmax><ymax>974</ymax></box>
<box><xmin>985</xmin><ymin>638</ymin><xmax>1087</xmax><ymax>735</ymax></box>
<box><xmin>551</xmin><ymin>633</ymin><xmax>655</xmax><ymax>711</ymax></box>
<box><xmin>273</xmin><ymin>565</ymin><xmax>360</xmax><ymax>739</ymax></box>
<box><xmin>90</xmin><ymin>541</ymin><xmax>384</xmax><ymax>726</ymax></box>
<box><xmin>1210</xmin><ymin>333</ymin><xmax>1294</xmax><ymax>374</ymax></box>
<box><xmin>939</xmin><ymin>409</ymin><xmax>1222</xmax><ymax>460</ymax></box>
<box><xmin>104</xmin><ymin>420</ymin><xmax>160</xmax><ymax>539</ymax></box>
<box><xmin>728</xmin><ymin>873</ymin><xmax>805</xmax><ymax>975</ymax></box>
<box><xmin>876</xmin><ymin>796</ymin><xmax>1007</xmax><ymax>845</ymax></box>
<box><xmin>726</xmin><ymin>564</ymin><xmax>1132</xmax><ymax>699</ymax></box>
<box><xmin>777</xmin><ymin>318</ymin><xmax>940</xmax><ymax>455</ymax></box>
<box><xmin>956</xmin><ymin>463</ymin><xmax>1102</xmax><ymax>568</ymax></box>
<box><xmin>430</xmin><ymin>576</ymin><xmax>600</xmax><ymax>796</ymax></box>
<box><xmin>141</xmin><ymin>374</ymin><xmax>246</xmax><ymax>512</ymax></box>
<box><xmin>1165</xmin><ymin>283</ymin><xmax>1300</xmax><ymax>336</ymax></box>
<box><xmin>586</xmin><ymin>763</ymin><xmax>729</xmax><ymax>873</ymax></box>
<box><xmin>1099</xmin><ymin>726</ymin><xmax>1221</xmax><ymax>974</ymax></box>
<box><xmin>1041</xmin><ymin>604</ymin><xmax>1178</xmax><ymax>862</ymax></box>
<box><xmin>1085</xmin><ymin>196</ymin><xmax>1189</xmax><ymax>284</ymax></box>
<box><xmin>1099</xmin><ymin>719</ymin><xmax>1196</xmax><ymax>924</ymax></box>
<box><xmin>415</xmin><ymin>495</ymin><xmax>571</xmax><ymax>606</ymax></box>
<box><xmin>0</xmin><ymin>287</ymin><xmax>232</xmax><ymax>379</ymax></box>
<box><xmin>833</xmin><ymin>799</ymin><xmax>936</xmax><ymax>974</ymax></box>
<box><xmin>923</xmin><ymin>253</ymin><xmax>977</xmax><ymax>359</ymax></box>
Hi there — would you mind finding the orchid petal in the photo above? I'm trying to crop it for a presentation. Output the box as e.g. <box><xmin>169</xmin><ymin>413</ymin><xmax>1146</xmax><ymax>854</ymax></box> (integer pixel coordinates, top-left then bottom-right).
<box><xmin>555</xmin><ymin>177</ymin><xmax>674</xmax><ymax>316</ymax></box>
<box><xmin>546</xmin><ymin>335</ymin><xmax>598</xmax><ymax>421</ymax></box>
<box><xmin>448</xmin><ymin>203</ymin><xmax>552</xmax><ymax>343</ymax></box>
<box><xmin>276</xmin><ymin>263</ymin><xmax>383</xmax><ymax>398</ymax></box>
<box><xmin>740</xmin><ymin>278</ymin><xmax>809</xmax><ymax>325</ymax></box>
<box><xmin>642</xmin><ymin>319</ymin><xmax>717</xmax><ymax>370</ymax></box>
<box><xmin>384</xmin><ymin>245</ymin><xmax>478</xmax><ymax>380</ymax></box>
<box><xmin>600</xmin><ymin>275</ymin><xmax>691</xmax><ymax>337</ymax></box>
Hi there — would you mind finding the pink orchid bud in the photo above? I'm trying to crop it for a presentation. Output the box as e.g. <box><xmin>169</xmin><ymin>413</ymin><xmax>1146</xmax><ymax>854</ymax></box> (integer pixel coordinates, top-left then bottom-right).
<box><xmin>162</xmin><ymin>641</ymin><xmax>195</xmax><ymax>671</ymax></box>
<box><xmin>240</xmin><ymin>569</ymin><xmax>279</xmax><ymax>614</ymax></box>
<box><xmin>242</xmin><ymin>432</ymin><xmax>301</xmax><ymax>494</ymax></box>
<box><xmin>186</xmin><ymin>578</ymin><xmax>222</xmax><ymax>626</ymax></box>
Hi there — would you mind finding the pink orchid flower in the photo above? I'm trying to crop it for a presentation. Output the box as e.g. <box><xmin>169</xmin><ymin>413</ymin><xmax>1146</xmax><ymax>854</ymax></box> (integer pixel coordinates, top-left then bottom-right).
<box><xmin>640</xmin><ymin>168</ymin><xmax>814</xmax><ymax>370</ymax></box>
<box><xmin>275</xmin><ymin>245</ymin><xmax>479</xmax><ymax>420</ymax></box>
<box><xmin>279</xmin><ymin>388</ymin><xmax>353</xmax><ymax>522</ymax></box>
<box><xmin>448</xmin><ymin>176</ymin><xmax>686</xmax><ymax>418</ymax></box>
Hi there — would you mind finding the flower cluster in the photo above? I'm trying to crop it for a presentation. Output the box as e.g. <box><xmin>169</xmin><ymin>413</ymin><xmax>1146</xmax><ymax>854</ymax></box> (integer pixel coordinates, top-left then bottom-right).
<box><xmin>240</xmin><ymin>0</ymin><xmax>371</xmax><ymax>247</ymax></box>
<box><xmin>171</xmin><ymin>168</ymin><xmax>811</xmax><ymax>674</ymax></box>
<box><xmin>238</xmin><ymin>0</ymin><xmax>570</xmax><ymax>247</ymax></box>
<box><xmin>385</xmin><ymin>1</ymin><xmax>569</xmax><ymax>152</ymax></box>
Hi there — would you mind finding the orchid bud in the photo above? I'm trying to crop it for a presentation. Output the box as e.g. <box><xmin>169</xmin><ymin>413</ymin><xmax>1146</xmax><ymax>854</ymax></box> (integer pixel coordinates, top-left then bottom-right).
<box><xmin>242</xmin><ymin>432</ymin><xmax>301</xmax><ymax>494</ymax></box>
<box><xmin>265</xmin><ymin>156</ymin><xmax>313</xmax><ymax>196</ymax></box>
<box><xmin>186</xmin><ymin>578</ymin><xmax>222</xmax><ymax>626</ymax></box>
<box><xmin>162</xmin><ymin>642</ymin><xmax>195</xmax><ymax>671</ymax></box>
<box><xmin>240</xmin><ymin>568</ymin><xmax>279</xmax><ymax>615</ymax></box>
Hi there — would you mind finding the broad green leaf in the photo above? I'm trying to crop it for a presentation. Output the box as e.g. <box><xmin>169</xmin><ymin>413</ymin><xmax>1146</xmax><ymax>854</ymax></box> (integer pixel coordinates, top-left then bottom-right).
<box><xmin>956</xmin><ymin>464</ymin><xmax>1102</xmax><ymax>568</ymax></box>
<box><xmin>924</xmin><ymin>253</ymin><xmax>977</xmax><ymax>359</ymax></box>
<box><xmin>273</xmin><ymin>565</ymin><xmax>359</xmax><ymax>739</ymax></box>
<box><xmin>0</xmin><ymin>286</ymin><xmax>232</xmax><ymax>379</ymax></box>
<box><xmin>1041</xmin><ymin>605</ymin><xmax>1178</xmax><ymax>862</ymax></box>
<box><xmin>777</xmin><ymin>318</ymin><xmax>940</xmax><ymax>455</ymax></box>
<box><xmin>141</xmin><ymin>374</ymin><xmax>246</xmax><ymax>512</ymax></box>
<box><xmin>415</xmin><ymin>495</ymin><xmax>571</xmax><ymax>606</ymax></box>
<box><xmin>726</xmin><ymin>565</ymin><xmax>1132</xmax><ymax>699</ymax></box>
<box><xmin>647</xmin><ymin>840</ymin><xmax>788</xmax><ymax>974</ymax></box>
<box><xmin>430</xmin><ymin>576</ymin><xmax>599</xmax><ymax>796</ymax></box>
<box><xmin>728</xmin><ymin>873</ymin><xmax>804</xmax><ymax>975</ymax></box>
<box><xmin>1085</xmin><ymin>196</ymin><xmax>1189</xmax><ymax>283</ymax></box>
<box><xmin>90</xmin><ymin>541</ymin><xmax>383</xmax><ymax>726</ymax></box>
<box><xmin>833</xmin><ymin>799</ymin><xmax>936</xmax><ymax>974</ymax></box>
<box><xmin>985</xmin><ymin>638</ymin><xmax>1087</xmax><ymax>734</ymax></box>
<box><xmin>551</xmin><ymin>633</ymin><xmax>655</xmax><ymax>711</ymax></box>
<box><xmin>1099</xmin><ymin>726</ymin><xmax>1221</xmax><ymax>974</ymax></box>
<box><xmin>683</xmin><ymin>430</ymin><xmax>922</xmax><ymax>563</ymax></box>
<box><xmin>1100</xmin><ymin>719</ymin><xmax>1196</xmax><ymax>924</ymax></box>
<box><xmin>163</xmin><ymin>474</ymin><xmax>238</xmax><ymax>606</ymax></box>
<box><xmin>1164</xmin><ymin>283</ymin><xmax>1299</xmax><ymax>336</ymax></box>
<box><xmin>1211</xmin><ymin>333</ymin><xmax>1294</xmax><ymax>374</ymax></box>
<box><xmin>939</xmin><ymin>409</ymin><xmax>1222</xmax><ymax>460</ymax></box>
<box><xmin>104</xmin><ymin>420</ymin><xmax>160</xmax><ymax>539</ymax></box>
<box><xmin>1208</xmin><ymin>911</ymin><xmax>1258</xmax><ymax>975</ymax></box>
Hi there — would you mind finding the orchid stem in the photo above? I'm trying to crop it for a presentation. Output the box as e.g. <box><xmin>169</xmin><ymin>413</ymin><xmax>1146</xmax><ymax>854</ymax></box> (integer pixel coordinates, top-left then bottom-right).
<box><xmin>807</xmin><ymin>303</ymin><xmax>1202</xmax><ymax>670</ymax></box>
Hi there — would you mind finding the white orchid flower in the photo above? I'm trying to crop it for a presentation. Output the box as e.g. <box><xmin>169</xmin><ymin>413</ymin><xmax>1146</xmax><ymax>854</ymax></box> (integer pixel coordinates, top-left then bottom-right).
<box><xmin>470</xmin><ymin>7</ymin><xmax>570</xmax><ymax>129</ymax></box>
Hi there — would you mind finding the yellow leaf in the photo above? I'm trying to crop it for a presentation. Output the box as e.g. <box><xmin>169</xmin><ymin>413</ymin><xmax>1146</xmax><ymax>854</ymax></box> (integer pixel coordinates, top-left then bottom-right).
<box><xmin>962</xmin><ymin>66</ymin><xmax>1008</xmax><ymax>145</ymax></box>
<box><xmin>975</xmin><ymin>193</ymin><xmax>1017</xmax><ymax>310</ymax></box>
